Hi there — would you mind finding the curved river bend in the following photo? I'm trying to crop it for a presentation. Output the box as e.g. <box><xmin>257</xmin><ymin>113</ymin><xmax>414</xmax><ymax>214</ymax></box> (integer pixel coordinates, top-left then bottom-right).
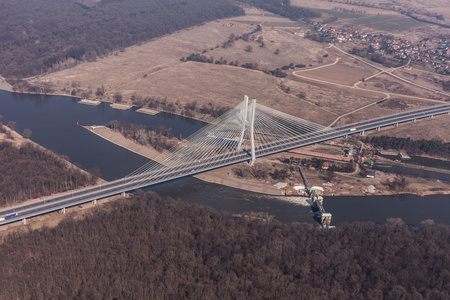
<box><xmin>0</xmin><ymin>90</ymin><xmax>448</xmax><ymax>226</ymax></box>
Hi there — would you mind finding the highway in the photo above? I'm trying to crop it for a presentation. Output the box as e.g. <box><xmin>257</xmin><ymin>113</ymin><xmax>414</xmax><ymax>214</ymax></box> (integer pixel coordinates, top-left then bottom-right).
<box><xmin>1</xmin><ymin>103</ymin><xmax>449</xmax><ymax>225</ymax></box>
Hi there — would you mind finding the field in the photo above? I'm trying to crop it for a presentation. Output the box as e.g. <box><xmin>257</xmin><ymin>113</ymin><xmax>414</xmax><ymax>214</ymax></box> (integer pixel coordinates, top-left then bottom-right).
<box><xmin>293</xmin><ymin>59</ymin><xmax>376</xmax><ymax>86</ymax></box>
<box><xmin>366</xmin><ymin>115</ymin><xmax>450</xmax><ymax>143</ymax></box>
<box><xmin>351</xmin><ymin>15</ymin><xmax>427</xmax><ymax>31</ymax></box>
<box><xmin>292</xmin><ymin>0</ymin><xmax>450</xmax><ymax>27</ymax></box>
<box><xmin>311</xmin><ymin>9</ymin><xmax>363</xmax><ymax>19</ymax></box>
<box><xmin>31</xmin><ymin>7</ymin><xmax>449</xmax><ymax>140</ymax></box>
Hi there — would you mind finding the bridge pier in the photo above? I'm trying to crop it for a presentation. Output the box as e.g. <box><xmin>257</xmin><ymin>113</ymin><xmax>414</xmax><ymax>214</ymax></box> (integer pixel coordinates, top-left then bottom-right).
<box><xmin>22</xmin><ymin>218</ymin><xmax>27</xmax><ymax>225</ymax></box>
<box><xmin>430</xmin><ymin>115</ymin><xmax>434</xmax><ymax>119</ymax></box>
<box><xmin>61</xmin><ymin>207</ymin><xmax>66</xmax><ymax>214</ymax></box>
<box><xmin>376</xmin><ymin>127</ymin><xmax>380</xmax><ymax>131</ymax></box>
<box><xmin>413</xmin><ymin>119</ymin><xmax>416</xmax><ymax>123</ymax></box>
<box><xmin>92</xmin><ymin>199</ymin><xmax>97</xmax><ymax>206</ymax></box>
<box><xmin>360</xmin><ymin>130</ymin><xmax>365</xmax><ymax>136</ymax></box>
<box><xmin>237</xmin><ymin>95</ymin><xmax>248</xmax><ymax>151</ymax></box>
<box><xmin>121</xmin><ymin>192</ymin><xmax>126</xmax><ymax>197</ymax></box>
<box><xmin>321</xmin><ymin>213</ymin><xmax>332</xmax><ymax>228</ymax></box>
<box><xmin>395</xmin><ymin>123</ymin><xmax>399</xmax><ymax>127</ymax></box>
<box><xmin>249</xmin><ymin>99</ymin><xmax>256</xmax><ymax>166</ymax></box>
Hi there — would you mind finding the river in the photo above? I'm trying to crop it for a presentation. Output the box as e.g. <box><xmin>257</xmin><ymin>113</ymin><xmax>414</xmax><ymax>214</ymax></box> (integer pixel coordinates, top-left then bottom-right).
<box><xmin>0</xmin><ymin>90</ymin><xmax>449</xmax><ymax>226</ymax></box>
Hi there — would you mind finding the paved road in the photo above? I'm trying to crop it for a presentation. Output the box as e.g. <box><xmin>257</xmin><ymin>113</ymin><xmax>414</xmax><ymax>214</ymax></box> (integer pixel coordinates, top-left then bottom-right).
<box><xmin>1</xmin><ymin>103</ymin><xmax>449</xmax><ymax>226</ymax></box>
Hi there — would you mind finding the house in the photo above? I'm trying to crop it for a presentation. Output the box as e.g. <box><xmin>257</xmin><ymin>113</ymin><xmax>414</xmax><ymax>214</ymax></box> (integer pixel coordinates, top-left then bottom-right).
<box><xmin>366</xmin><ymin>170</ymin><xmax>376</xmax><ymax>178</ymax></box>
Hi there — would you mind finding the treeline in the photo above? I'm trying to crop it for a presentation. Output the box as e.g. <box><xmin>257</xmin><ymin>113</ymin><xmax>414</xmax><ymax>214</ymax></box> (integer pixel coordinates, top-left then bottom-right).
<box><xmin>106</xmin><ymin>120</ymin><xmax>174</xmax><ymax>152</ymax></box>
<box><xmin>0</xmin><ymin>140</ymin><xmax>96</xmax><ymax>207</ymax></box>
<box><xmin>131</xmin><ymin>95</ymin><xmax>230</xmax><ymax>118</ymax></box>
<box><xmin>280</xmin><ymin>156</ymin><xmax>355</xmax><ymax>173</ymax></box>
<box><xmin>364</xmin><ymin>136</ymin><xmax>450</xmax><ymax>159</ymax></box>
<box><xmin>0</xmin><ymin>0</ymin><xmax>244</xmax><ymax>79</ymax></box>
<box><xmin>236</xmin><ymin>0</ymin><xmax>320</xmax><ymax>21</ymax></box>
<box><xmin>0</xmin><ymin>191</ymin><xmax>448</xmax><ymax>299</ymax></box>
<box><xmin>183</xmin><ymin>50</ymin><xmax>300</xmax><ymax>78</ymax></box>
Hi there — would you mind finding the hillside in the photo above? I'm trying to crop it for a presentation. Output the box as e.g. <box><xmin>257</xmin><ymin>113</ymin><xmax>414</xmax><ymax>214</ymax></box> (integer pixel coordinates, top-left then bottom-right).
<box><xmin>0</xmin><ymin>191</ymin><xmax>448</xmax><ymax>299</ymax></box>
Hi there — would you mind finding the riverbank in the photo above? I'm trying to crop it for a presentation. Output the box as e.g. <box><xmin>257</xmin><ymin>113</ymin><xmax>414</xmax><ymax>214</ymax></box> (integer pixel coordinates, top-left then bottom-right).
<box><xmin>0</xmin><ymin>77</ymin><xmax>12</xmax><ymax>92</ymax></box>
<box><xmin>83</xmin><ymin>126</ymin><xmax>450</xmax><ymax>197</ymax></box>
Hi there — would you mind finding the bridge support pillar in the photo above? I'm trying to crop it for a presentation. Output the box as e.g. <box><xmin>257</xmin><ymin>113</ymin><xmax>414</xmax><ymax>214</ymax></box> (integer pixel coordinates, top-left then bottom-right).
<box><xmin>237</xmin><ymin>95</ymin><xmax>249</xmax><ymax>151</ymax></box>
<box><xmin>92</xmin><ymin>199</ymin><xmax>97</xmax><ymax>206</ymax></box>
<box><xmin>430</xmin><ymin>115</ymin><xmax>434</xmax><ymax>119</ymax></box>
<box><xmin>360</xmin><ymin>131</ymin><xmax>365</xmax><ymax>136</ymax></box>
<box><xmin>22</xmin><ymin>218</ymin><xmax>27</xmax><ymax>225</ymax></box>
<box><xmin>121</xmin><ymin>192</ymin><xmax>126</xmax><ymax>198</ymax></box>
<box><xmin>376</xmin><ymin>127</ymin><xmax>380</xmax><ymax>131</ymax></box>
<box><xmin>413</xmin><ymin>119</ymin><xmax>416</xmax><ymax>123</ymax></box>
<box><xmin>249</xmin><ymin>99</ymin><xmax>256</xmax><ymax>166</ymax></box>
<box><xmin>321</xmin><ymin>214</ymin><xmax>332</xmax><ymax>228</ymax></box>
<box><xmin>61</xmin><ymin>207</ymin><xmax>66</xmax><ymax>214</ymax></box>
<box><xmin>395</xmin><ymin>123</ymin><xmax>398</xmax><ymax>127</ymax></box>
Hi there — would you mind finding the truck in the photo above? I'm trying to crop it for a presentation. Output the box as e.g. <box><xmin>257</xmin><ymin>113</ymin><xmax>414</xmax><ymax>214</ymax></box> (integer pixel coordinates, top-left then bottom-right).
<box><xmin>0</xmin><ymin>217</ymin><xmax>5</xmax><ymax>222</ymax></box>
<box><xmin>5</xmin><ymin>213</ymin><xmax>18</xmax><ymax>219</ymax></box>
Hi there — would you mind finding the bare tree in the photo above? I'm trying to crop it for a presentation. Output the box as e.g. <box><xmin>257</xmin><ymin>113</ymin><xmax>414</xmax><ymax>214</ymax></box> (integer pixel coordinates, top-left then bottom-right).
<box><xmin>6</xmin><ymin>121</ymin><xmax>17</xmax><ymax>131</ymax></box>
<box><xmin>113</xmin><ymin>92</ymin><xmax>123</xmax><ymax>103</ymax></box>
<box><xmin>23</xmin><ymin>128</ymin><xmax>32</xmax><ymax>139</ymax></box>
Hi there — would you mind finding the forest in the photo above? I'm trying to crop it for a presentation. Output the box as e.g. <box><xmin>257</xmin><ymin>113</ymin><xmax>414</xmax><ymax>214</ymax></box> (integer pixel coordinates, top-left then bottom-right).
<box><xmin>0</xmin><ymin>191</ymin><xmax>448</xmax><ymax>299</ymax></box>
<box><xmin>235</xmin><ymin>0</ymin><xmax>320</xmax><ymax>21</ymax></box>
<box><xmin>0</xmin><ymin>138</ymin><xmax>96</xmax><ymax>207</ymax></box>
<box><xmin>131</xmin><ymin>95</ymin><xmax>230</xmax><ymax>119</ymax></box>
<box><xmin>0</xmin><ymin>0</ymin><xmax>244</xmax><ymax>79</ymax></box>
<box><xmin>364</xmin><ymin>136</ymin><xmax>450</xmax><ymax>159</ymax></box>
<box><xmin>106</xmin><ymin>120</ymin><xmax>175</xmax><ymax>152</ymax></box>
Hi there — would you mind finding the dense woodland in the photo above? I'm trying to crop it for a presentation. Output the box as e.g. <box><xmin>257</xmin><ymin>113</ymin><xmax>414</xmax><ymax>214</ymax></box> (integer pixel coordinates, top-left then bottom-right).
<box><xmin>0</xmin><ymin>0</ymin><xmax>244</xmax><ymax>79</ymax></box>
<box><xmin>236</xmin><ymin>0</ymin><xmax>320</xmax><ymax>21</ymax></box>
<box><xmin>0</xmin><ymin>137</ymin><xmax>96</xmax><ymax>207</ymax></box>
<box><xmin>131</xmin><ymin>95</ymin><xmax>230</xmax><ymax>118</ymax></box>
<box><xmin>0</xmin><ymin>191</ymin><xmax>448</xmax><ymax>299</ymax></box>
<box><xmin>106</xmin><ymin>120</ymin><xmax>175</xmax><ymax>152</ymax></box>
<box><xmin>364</xmin><ymin>136</ymin><xmax>450</xmax><ymax>159</ymax></box>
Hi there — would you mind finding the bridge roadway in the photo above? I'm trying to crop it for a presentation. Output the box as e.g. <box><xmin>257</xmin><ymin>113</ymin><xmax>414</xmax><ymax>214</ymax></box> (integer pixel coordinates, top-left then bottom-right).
<box><xmin>1</xmin><ymin>103</ymin><xmax>449</xmax><ymax>225</ymax></box>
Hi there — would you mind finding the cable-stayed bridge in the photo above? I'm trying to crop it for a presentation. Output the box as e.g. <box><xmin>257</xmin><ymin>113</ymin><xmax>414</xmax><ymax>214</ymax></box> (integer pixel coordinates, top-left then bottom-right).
<box><xmin>1</xmin><ymin>97</ymin><xmax>449</xmax><ymax>225</ymax></box>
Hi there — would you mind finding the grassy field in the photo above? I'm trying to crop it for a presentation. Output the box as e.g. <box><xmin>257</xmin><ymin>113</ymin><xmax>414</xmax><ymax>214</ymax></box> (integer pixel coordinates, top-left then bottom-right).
<box><xmin>312</xmin><ymin>9</ymin><xmax>364</xmax><ymax>19</ymax></box>
<box><xmin>292</xmin><ymin>0</ymin><xmax>450</xmax><ymax>27</ymax></box>
<box><xmin>351</xmin><ymin>15</ymin><xmax>426</xmax><ymax>31</ymax></box>
<box><xmin>366</xmin><ymin>114</ymin><xmax>450</xmax><ymax>143</ymax></box>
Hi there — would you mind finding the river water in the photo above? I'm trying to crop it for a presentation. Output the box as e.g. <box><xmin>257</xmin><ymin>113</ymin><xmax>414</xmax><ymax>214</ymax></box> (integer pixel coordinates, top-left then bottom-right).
<box><xmin>0</xmin><ymin>90</ymin><xmax>449</xmax><ymax>226</ymax></box>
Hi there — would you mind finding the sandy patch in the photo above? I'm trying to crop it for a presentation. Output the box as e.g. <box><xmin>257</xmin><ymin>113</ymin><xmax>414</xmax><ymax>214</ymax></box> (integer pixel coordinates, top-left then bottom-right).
<box><xmin>0</xmin><ymin>76</ymin><xmax>12</xmax><ymax>92</ymax></box>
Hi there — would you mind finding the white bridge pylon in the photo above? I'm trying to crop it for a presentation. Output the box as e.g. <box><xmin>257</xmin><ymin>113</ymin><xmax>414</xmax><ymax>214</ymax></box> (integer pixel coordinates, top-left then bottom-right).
<box><xmin>126</xmin><ymin>96</ymin><xmax>326</xmax><ymax>183</ymax></box>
